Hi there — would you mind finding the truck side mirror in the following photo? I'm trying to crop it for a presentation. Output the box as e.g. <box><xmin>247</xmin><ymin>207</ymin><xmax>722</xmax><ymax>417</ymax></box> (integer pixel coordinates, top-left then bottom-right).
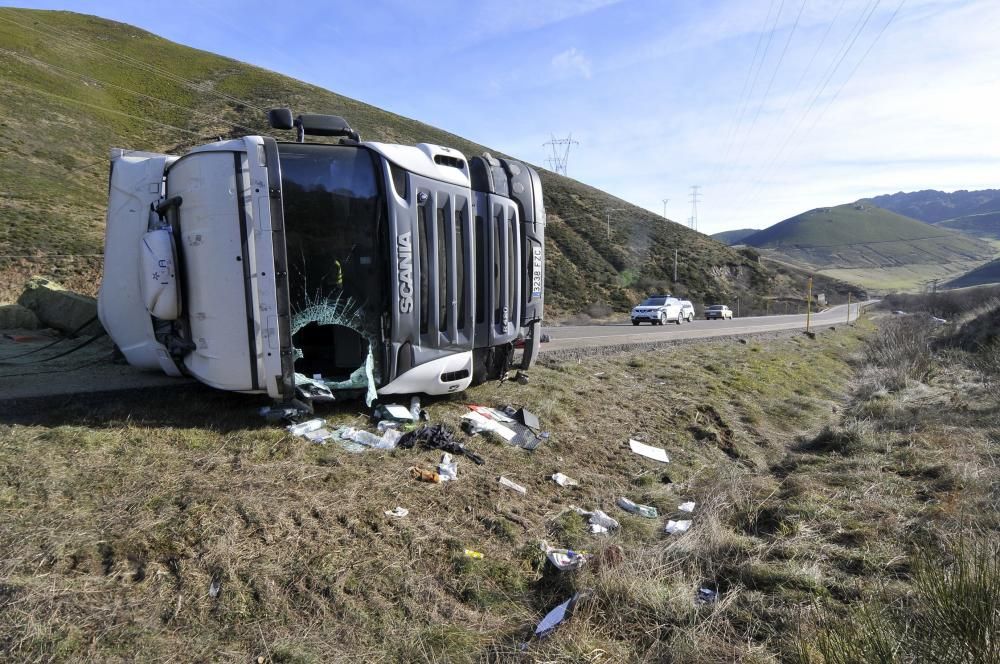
<box><xmin>267</xmin><ymin>108</ymin><xmax>295</xmax><ymax>130</ymax></box>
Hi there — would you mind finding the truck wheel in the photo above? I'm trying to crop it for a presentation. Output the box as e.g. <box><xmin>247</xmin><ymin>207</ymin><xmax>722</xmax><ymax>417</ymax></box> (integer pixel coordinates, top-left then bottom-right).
<box><xmin>657</xmin><ymin>314</ymin><xmax>664</xmax><ymax>326</ymax></box>
<box><xmin>675</xmin><ymin>315</ymin><xmax>682</xmax><ymax>325</ymax></box>
<box><xmin>632</xmin><ymin>320</ymin><xmax>639</xmax><ymax>326</ymax></box>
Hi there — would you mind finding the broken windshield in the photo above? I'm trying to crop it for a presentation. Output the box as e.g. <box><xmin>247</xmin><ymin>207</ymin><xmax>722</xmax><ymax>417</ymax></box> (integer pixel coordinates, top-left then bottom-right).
<box><xmin>278</xmin><ymin>143</ymin><xmax>385</xmax><ymax>392</ymax></box>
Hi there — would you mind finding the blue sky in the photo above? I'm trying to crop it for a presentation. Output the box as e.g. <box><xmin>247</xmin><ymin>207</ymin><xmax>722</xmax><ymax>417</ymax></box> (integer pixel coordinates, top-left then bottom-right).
<box><xmin>9</xmin><ymin>0</ymin><xmax>1000</xmax><ymax>233</ymax></box>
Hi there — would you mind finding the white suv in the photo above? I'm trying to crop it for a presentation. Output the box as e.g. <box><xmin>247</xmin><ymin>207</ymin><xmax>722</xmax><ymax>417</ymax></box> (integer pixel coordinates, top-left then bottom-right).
<box><xmin>631</xmin><ymin>295</ymin><xmax>683</xmax><ymax>326</ymax></box>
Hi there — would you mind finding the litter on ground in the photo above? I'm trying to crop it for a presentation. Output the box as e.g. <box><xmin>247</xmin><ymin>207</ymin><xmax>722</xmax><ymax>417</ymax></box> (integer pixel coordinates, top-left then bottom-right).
<box><xmin>409</xmin><ymin>466</ymin><xmax>441</xmax><ymax>483</ymax></box>
<box><xmin>498</xmin><ymin>476</ymin><xmax>527</xmax><ymax>494</ymax></box>
<box><xmin>438</xmin><ymin>453</ymin><xmax>458</xmax><ymax>482</ymax></box>
<box><xmin>617</xmin><ymin>496</ymin><xmax>659</xmax><ymax>518</ymax></box>
<box><xmin>629</xmin><ymin>438</ymin><xmax>670</xmax><ymax>463</ymax></box>
<box><xmin>551</xmin><ymin>472</ymin><xmax>579</xmax><ymax>487</ymax></box>
<box><xmin>678</xmin><ymin>501</ymin><xmax>696</xmax><ymax>513</ymax></box>
<box><xmin>287</xmin><ymin>418</ymin><xmax>325</xmax><ymax>436</ymax></box>
<box><xmin>464</xmin><ymin>405</ymin><xmax>544</xmax><ymax>450</ymax></box>
<box><xmin>541</xmin><ymin>541</ymin><xmax>588</xmax><ymax>571</ymax></box>
<box><xmin>665</xmin><ymin>519</ymin><xmax>692</xmax><ymax>534</ymax></box>
<box><xmin>697</xmin><ymin>588</ymin><xmax>719</xmax><ymax>604</ymax></box>
<box><xmin>384</xmin><ymin>506</ymin><xmax>409</xmax><ymax>518</ymax></box>
<box><xmin>463</xmin><ymin>549</ymin><xmax>484</xmax><ymax>559</ymax></box>
<box><xmin>534</xmin><ymin>591</ymin><xmax>588</xmax><ymax>638</ymax></box>
<box><xmin>399</xmin><ymin>424</ymin><xmax>486</xmax><ymax>465</ymax></box>
<box><xmin>572</xmin><ymin>506</ymin><xmax>620</xmax><ymax>533</ymax></box>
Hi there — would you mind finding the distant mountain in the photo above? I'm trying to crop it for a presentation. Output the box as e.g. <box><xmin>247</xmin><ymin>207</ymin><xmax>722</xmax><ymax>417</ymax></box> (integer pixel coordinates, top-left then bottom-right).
<box><xmin>867</xmin><ymin>189</ymin><xmax>1000</xmax><ymax>224</ymax></box>
<box><xmin>744</xmin><ymin>203</ymin><xmax>992</xmax><ymax>266</ymax></box>
<box><xmin>711</xmin><ymin>228</ymin><xmax>759</xmax><ymax>245</ymax></box>
<box><xmin>936</xmin><ymin>211</ymin><xmax>1000</xmax><ymax>240</ymax></box>
<box><xmin>947</xmin><ymin>258</ymin><xmax>1000</xmax><ymax>289</ymax></box>
<box><xmin>742</xmin><ymin>203</ymin><xmax>994</xmax><ymax>293</ymax></box>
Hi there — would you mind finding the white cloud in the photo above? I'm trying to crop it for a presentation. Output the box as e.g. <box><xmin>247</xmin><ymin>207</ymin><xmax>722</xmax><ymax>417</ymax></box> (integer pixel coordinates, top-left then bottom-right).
<box><xmin>551</xmin><ymin>47</ymin><xmax>592</xmax><ymax>79</ymax></box>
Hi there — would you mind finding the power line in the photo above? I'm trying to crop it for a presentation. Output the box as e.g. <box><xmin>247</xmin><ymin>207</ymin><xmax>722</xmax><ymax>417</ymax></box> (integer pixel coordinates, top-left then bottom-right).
<box><xmin>689</xmin><ymin>185</ymin><xmax>702</xmax><ymax>231</ymax></box>
<box><xmin>732</xmin><ymin>0</ymin><xmax>886</xmax><ymax>209</ymax></box>
<box><xmin>542</xmin><ymin>134</ymin><xmax>579</xmax><ymax>175</ymax></box>
<box><xmin>716</xmin><ymin>0</ymin><xmax>848</xmax><ymax>203</ymax></box>
<box><xmin>728</xmin><ymin>0</ymin><xmax>806</xmax><ymax>175</ymax></box>
<box><xmin>710</xmin><ymin>0</ymin><xmax>779</xmax><ymax>184</ymax></box>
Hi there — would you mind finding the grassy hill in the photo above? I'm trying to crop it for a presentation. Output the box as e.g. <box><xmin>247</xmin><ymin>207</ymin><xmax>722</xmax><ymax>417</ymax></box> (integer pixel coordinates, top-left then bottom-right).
<box><xmin>0</xmin><ymin>7</ymin><xmax>844</xmax><ymax>316</ymax></box>
<box><xmin>710</xmin><ymin>228</ymin><xmax>759</xmax><ymax>245</ymax></box>
<box><xmin>936</xmin><ymin>211</ymin><xmax>1000</xmax><ymax>240</ymax></box>
<box><xmin>743</xmin><ymin>203</ymin><xmax>995</xmax><ymax>292</ymax></box>
<box><xmin>867</xmin><ymin>188</ymin><xmax>1000</xmax><ymax>223</ymax></box>
<box><xmin>946</xmin><ymin>257</ymin><xmax>1000</xmax><ymax>288</ymax></box>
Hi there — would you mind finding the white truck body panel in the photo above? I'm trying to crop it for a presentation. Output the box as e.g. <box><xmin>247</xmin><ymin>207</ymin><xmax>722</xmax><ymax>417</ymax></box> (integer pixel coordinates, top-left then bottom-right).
<box><xmin>98</xmin><ymin>150</ymin><xmax>182</xmax><ymax>376</ymax></box>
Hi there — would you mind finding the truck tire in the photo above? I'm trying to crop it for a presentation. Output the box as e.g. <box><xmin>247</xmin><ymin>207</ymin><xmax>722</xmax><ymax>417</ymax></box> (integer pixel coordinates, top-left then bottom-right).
<box><xmin>632</xmin><ymin>319</ymin><xmax>639</xmax><ymax>326</ymax></box>
<box><xmin>675</xmin><ymin>315</ymin><xmax>682</xmax><ymax>325</ymax></box>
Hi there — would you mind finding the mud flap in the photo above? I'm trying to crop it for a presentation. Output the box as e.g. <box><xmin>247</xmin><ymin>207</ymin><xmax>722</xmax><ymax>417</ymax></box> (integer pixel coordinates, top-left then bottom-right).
<box><xmin>520</xmin><ymin>320</ymin><xmax>541</xmax><ymax>369</ymax></box>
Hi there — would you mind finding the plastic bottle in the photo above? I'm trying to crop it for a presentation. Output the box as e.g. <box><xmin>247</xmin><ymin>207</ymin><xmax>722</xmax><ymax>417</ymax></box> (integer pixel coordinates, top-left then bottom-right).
<box><xmin>410</xmin><ymin>395</ymin><xmax>422</xmax><ymax>421</ymax></box>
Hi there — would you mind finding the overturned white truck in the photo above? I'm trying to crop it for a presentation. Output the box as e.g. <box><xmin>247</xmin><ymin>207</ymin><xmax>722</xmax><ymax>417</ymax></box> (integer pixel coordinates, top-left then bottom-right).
<box><xmin>99</xmin><ymin>110</ymin><xmax>545</xmax><ymax>406</ymax></box>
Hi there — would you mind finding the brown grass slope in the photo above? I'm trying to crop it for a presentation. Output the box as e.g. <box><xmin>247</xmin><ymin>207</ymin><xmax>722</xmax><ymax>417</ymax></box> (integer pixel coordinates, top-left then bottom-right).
<box><xmin>2</xmin><ymin>303</ymin><xmax>998</xmax><ymax>661</ymax></box>
<box><xmin>0</xmin><ymin>7</ymin><xmax>846</xmax><ymax>313</ymax></box>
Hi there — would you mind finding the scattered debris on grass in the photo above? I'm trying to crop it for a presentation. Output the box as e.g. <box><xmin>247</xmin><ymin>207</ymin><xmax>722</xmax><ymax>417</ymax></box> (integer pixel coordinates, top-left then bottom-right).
<box><xmin>438</xmin><ymin>453</ymin><xmax>458</xmax><ymax>482</ymax></box>
<box><xmin>409</xmin><ymin>466</ymin><xmax>441</xmax><ymax>483</ymax></box>
<box><xmin>678</xmin><ymin>501</ymin><xmax>696</xmax><ymax>513</ymax></box>
<box><xmin>498</xmin><ymin>476</ymin><xmax>527</xmax><ymax>494</ymax></box>
<box><xmin>617</xmin><ymin>496</ymin><xmax>658</xmax><ymax>518</ymax></box>
<box><xmin>629</xmin><ymin>438</ymin><xmax>670</xmax><ymax>463</ymax></box>
<box><xmin>573</xmin><ymin>506</ymin><xmax>620</xmax><ymax>534</ymax></box>
<box><xmin>463</xmin><ymin>549</ymin><xmax>484</xmax><ymax>560</ymax></box>
<box><xmin>665</xmin><ymin>519</ymin><xmax>692</xmax><ymax>534</ymax></box>
<box><xmin>541</xmin><ymin>541</ymin><xmax>589</xmax><ymax>571</ymax></box>
<box><xmin>384</xmin><ymin>506</ymin><xmax>409</xmax><ymax>518</ymax></box>
<box><xmin>399</xmin><ymin>424</ymin><xmax>485</xmax><ymax>464</ymax></box>
<box><xmin>551</xmin><ymin>472</ymin><xmax>579</xmax><ymax>487</ymax></box>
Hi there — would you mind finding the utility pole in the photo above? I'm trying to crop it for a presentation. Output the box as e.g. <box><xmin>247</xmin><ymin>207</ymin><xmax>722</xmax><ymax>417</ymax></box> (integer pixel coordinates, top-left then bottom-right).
<box><xmin>846</xmin><ymin>292</ymin><xmax>852</xmax><ymax>325</ymax></box>
<box><xmin>806</xmin><ymin>277</ymin><xmax>813</xmax><ymax>333</ymax></box>
<box><xmin>605</xmin><ymin>207</ymin><xmax>623</xmax><ymax>240</ymax></box>
<box><xmin>688</xmin><ymin>185</ymin><xmax>701</xmax><ymax>231</ymax></box>
<box><xmin>736</xmin><ymin>296</ymin><xmax>740</xmax><ymax>318</ymax></box>
<box><xmin>662</xmin><ymin>198</ymin><xmax>670</xmax><ymax>218</ymax></box>
<box><xmin>543</xmin><ymin>134</ymin><xmax>579</xmax><ymax>176</ymax></box>
<box><xmin>673</xmin><ymin>248</ymin><xmax>678</xmax><ymax>282</ymax></box>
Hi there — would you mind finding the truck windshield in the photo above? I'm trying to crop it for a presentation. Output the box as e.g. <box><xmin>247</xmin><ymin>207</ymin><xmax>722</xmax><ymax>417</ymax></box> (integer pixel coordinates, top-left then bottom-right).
<box><xmin>641</xmin><ymin>297</ymin><xmax>668</xmax><ymax>306</ymax></box>
<box><xmin>278</xmin><ymin>143</ymin><xmax>385</xmax><ymax>384</ymax></box>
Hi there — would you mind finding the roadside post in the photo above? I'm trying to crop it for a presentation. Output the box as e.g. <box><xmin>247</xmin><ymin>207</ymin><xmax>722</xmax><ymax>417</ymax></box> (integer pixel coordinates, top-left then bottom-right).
<box><xmin>847</xmin><ymin>292</ymin><xmax>852</xmax><ymax>325</ymax></box>
<box><xmin>806</xmin><ymin>277</ymin><xmax>813</xmax><ymax>333</ymax></box>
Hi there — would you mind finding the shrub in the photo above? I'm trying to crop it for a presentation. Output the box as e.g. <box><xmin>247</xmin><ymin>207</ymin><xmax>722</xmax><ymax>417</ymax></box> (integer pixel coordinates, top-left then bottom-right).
<box><xmin>864</xmin><ymin>316</ymin><xmax>935</xmax><ymax>389</ymax></box>
<box><xmin>809</xmin><ymin>538</ymin><xmax>1000</xmax><ymax>664</ymax></box>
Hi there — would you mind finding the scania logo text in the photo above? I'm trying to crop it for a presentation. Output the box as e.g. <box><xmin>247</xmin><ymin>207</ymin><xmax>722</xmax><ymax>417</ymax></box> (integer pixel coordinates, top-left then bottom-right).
<box><xmin>397</xmin><ymin>232</ymin><xmax>413</xmax><ymax>313</ymax></box>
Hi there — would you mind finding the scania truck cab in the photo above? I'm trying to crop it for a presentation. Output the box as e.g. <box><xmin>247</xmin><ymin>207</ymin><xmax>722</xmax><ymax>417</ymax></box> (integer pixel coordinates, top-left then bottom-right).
<box><xmin>98</xmin><ymin>110</ymin><xmax>545</xmax><ymax>406</ymax></box>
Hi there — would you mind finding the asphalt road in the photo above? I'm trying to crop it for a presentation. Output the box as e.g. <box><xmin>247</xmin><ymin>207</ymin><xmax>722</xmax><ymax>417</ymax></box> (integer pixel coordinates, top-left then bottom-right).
<box><xmin>1</xmin><ymin>302</ymin><xmax>874</xmax><ymax>401</ymax></box>
<box><xmin>540</xmin><ymin>301</ymin><xmax>872</xmax><ymax>352</ymax></box>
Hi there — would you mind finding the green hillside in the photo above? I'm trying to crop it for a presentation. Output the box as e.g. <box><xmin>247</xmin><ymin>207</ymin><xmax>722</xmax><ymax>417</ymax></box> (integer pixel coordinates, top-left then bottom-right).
<box><xmin>742</xmin><ymin>203</ymin><xmax>995</xmax><ymax>291</ymax></box>
<box><xmin>946</xmin><ymin>257</ymin><xmax>1000</xmax><ymax>288</ymax></box>
<box><xmin>0</xmin><ymin>8</ymin><xmax>844</xmax><ymax>315</ymax></box>
<box><xmin>710</xmin><ymin>228</ymin><xmax>759</xmax><ymax>245</ymax></box>
<box><xmin>936</xmin><ymin>211</ymin><xmax>1000</xmax><ymax>240</ymax></box>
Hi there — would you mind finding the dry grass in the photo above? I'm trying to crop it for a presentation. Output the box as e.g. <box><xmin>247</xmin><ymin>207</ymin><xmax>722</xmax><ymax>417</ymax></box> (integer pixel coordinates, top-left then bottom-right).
<box><xmin>2</xmin><ymin>311</ymin><xmax>998</xmax><ymax>662</ymax></box>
